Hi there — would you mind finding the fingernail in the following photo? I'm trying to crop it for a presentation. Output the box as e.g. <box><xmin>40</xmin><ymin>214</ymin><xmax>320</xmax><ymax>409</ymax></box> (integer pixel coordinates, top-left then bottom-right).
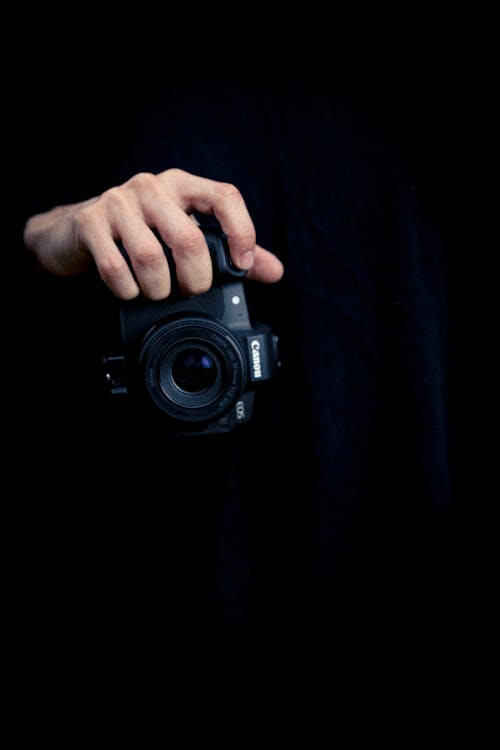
<box><xmin>240</xmin><ymin>251</ymin><xmax>254</xmax><ymax>270</ymax></box>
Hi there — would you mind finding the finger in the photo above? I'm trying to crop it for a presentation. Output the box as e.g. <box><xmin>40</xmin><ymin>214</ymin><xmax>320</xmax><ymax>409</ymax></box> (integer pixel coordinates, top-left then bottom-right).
<box><xmin>73</xmin><ymin>206</ymin><xmax>140</xmax><ymax>299</ymax></box>
<box><xmin>244</xmin><ymin>245</ymin><xmax>285</xmax><ymax>284</ymax></box>
<box><xmin>162</xmin><ymin>170</ymin><xmax>257</xmax><ymax>271</ymax></box>
<box><xmin>94</xmin><ymin>242</ymin><xmax>141</xmax><ymax>299</ymax></box>
<box><xmin>113</xmin><ymin>213</ymin><xmax>171</xmax><ymax>300</ymax></box>
<box><xmin>139</xmin><ymin>193</ymin><xmax>213</xmax><ymax>296</ymax></box>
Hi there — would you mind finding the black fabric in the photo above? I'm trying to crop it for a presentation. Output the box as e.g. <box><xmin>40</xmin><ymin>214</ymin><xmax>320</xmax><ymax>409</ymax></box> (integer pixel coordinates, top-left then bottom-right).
<box><xmin>12</xmin><ymin>68</ymin><xmax>467</xmax><ymax>648</ymax></box>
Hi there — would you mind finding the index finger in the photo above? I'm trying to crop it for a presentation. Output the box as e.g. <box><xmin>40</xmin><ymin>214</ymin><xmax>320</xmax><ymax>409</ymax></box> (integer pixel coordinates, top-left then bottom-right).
<box><xmin>160</xmin><ymin>169</ymin><xmax>257</xmax><ymax>270</ymax></box>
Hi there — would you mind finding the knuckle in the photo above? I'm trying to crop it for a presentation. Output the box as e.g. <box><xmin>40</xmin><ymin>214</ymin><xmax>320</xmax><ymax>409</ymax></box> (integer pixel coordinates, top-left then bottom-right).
<box><xmin>132</xmin><ymin>245</ymin><xmax>164</xmax><ymax>269</ymax></box>
<box><xmin>163</xmin><ymin>167</ymin><xmax>187</xmax><ymax>182</ymax></box>
<box><xmin>97</xmin><ymin>256</ymin><xmax>126</xmax><ymax>284</ymax></box>
<box><xmin>174</xmin><ymin>226</ymin><xmax>204</xmax><ymax>256</ymax></box>
<box><xmin>71</xmin><ymin>205</ymin><xmax>99</xmax><ymax>237</ymax></box>
<box><xmin>99</xmin><ymin>186</ymin><xmax>128</xmax><ymax>212</ymax></box>
<box><xmin>216</xmin><ymin>182</ymin><xmax>242</xmax><ymax>200</ymax></box>
<box><xmin>125</xmin><ymin>171</ymin><xmax>157</xmax><ymax>193</ymax></box>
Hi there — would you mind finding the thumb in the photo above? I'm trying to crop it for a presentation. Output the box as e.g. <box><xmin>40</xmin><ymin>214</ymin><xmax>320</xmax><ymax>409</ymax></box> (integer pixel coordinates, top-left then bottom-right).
<box><xmin>244</xmin><ymin>245</ymin><xmax>284</xmax><ymax>284</ymax></box>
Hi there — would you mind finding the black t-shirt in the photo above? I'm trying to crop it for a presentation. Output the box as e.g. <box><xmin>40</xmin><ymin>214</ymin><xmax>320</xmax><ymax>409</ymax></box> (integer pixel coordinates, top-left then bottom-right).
<box><xmin>13</xmin><ymin>70</ymin><xmax>463</xmax><ymax>642</ymax></box>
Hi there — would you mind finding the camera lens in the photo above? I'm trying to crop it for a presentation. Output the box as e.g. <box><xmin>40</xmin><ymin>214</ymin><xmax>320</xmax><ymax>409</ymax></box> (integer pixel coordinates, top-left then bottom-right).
<box><xmin>140</xmin><ymin>317</ymin><xmax>246</xmax><ymax>423</ymax></box>
<box><xmin>171</xmin><ymin>348</ymin><xmax>217</xmax><ymax>393</ymax></box>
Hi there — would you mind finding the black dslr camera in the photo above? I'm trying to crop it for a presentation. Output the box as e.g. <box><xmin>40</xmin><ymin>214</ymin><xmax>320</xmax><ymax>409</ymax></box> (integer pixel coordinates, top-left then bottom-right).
<box><xmin>102</xmin><ymin>225</ymin><xmax>279</xmax><ymax>436</ymax></box>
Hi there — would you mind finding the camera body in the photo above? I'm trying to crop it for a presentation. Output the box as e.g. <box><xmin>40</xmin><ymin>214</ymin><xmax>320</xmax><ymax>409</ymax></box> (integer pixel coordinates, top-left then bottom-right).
<box><xmin>103</xmin><ymin>226</ymin><xmax>279</xmax><ymax>436</ymax></box>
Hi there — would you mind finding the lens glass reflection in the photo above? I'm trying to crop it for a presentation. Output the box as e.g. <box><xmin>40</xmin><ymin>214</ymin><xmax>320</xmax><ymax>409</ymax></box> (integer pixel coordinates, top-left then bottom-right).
<box><xmin>171</xmin><ymin>348</ymin><xmax>217</xmax><ymax>393</ymax></box>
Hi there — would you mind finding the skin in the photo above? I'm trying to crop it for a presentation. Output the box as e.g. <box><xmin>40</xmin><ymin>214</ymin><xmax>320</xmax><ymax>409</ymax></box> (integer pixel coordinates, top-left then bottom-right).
<box><xmin>23</xmin><ymin>168</ymin><xmax>284</xmax><ymax>299</ymax></box>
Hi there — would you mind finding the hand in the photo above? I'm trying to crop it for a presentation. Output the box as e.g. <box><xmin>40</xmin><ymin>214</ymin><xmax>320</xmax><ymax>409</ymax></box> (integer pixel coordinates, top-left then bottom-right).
<box><xmin>23</xmin><ymin>168</ymin><xmax>284</xmax><ymax>300</ymax></box>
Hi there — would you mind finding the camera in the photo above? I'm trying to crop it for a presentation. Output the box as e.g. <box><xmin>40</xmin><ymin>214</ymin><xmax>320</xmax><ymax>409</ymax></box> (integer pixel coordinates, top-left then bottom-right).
<box><xmin>102</xmin><ymin>224</ymin><xmax>279</xmax><ymax>436</ymax></box>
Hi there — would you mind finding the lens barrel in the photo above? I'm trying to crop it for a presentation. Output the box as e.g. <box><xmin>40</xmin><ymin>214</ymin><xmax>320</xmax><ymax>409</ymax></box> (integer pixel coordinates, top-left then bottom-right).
<box><xmin>139</xmin><ymin>317</ymin><xmax>246</xmax><ymax>423</ymax></box>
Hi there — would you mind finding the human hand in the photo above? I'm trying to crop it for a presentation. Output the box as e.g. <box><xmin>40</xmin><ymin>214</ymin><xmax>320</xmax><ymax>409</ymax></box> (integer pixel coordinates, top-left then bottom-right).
<box><xmin>23</xmin><ymin>168</ymin><xmax>284</xmax><ymax>300</ymax></box>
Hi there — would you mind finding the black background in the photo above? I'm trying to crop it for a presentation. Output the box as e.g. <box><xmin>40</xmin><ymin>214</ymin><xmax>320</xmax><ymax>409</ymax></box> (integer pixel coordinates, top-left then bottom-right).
<box><xmin>7</xmin><ymin>15</ymin><xmax>493</xmax><ymax>672</ymax></box>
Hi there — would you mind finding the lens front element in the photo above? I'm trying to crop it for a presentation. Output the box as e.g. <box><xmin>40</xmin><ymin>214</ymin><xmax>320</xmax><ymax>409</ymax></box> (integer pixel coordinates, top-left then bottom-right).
<box><xmin>171</xmin><ymin>348</ymin><xmax>218</xmax><ymax>393</ymax></box>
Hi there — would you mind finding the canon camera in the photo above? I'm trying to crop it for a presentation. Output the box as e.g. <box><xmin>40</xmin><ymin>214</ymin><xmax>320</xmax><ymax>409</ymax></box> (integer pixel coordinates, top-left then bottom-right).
<box><xmin>102</xmin><ymin>225</ymin><xmax>279</xmax><ymax>436</ymax></box>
